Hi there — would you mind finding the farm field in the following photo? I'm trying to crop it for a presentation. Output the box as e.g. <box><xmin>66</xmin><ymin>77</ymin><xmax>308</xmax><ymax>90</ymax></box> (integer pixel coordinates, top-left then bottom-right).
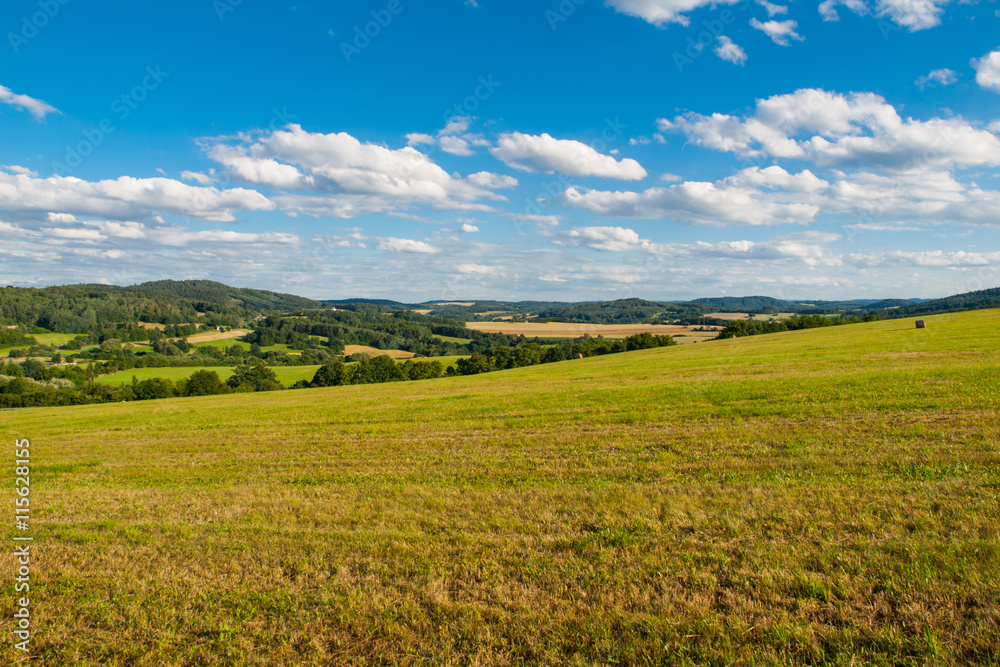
<box><xmin>95</xmin><ymin>365</ymin><xmax>321</xmax><ymax>388</ymax></box>
<box><xmin>183</xmin><ymin>328</ymin><xmax>249</xmax><ymax>343</ymax></box>
<box><xmin>1</xmin><ymin>310</ymin><xmax>998</xmax><ymax>664</ymax></box>
<box><xmin>343</xmin><ymin>345</ymin><xmax>415</xmax><ymax>359</ymax></box>
<box><xmin>466</xmin><ymin>321</ymin><xmax>720</xmax><ymax>341</ymax></box>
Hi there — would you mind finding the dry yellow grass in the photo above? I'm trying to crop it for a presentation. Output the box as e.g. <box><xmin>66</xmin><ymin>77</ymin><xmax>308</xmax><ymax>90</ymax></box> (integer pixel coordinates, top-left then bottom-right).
<box><xmin>342</xmin><ymin>345</ymin><xmax>415</xmax><ymax>359</ymax></box>
<box><xmin>183</xmin><ymin>329</ymin><xmax>250</xmax><ymax>343</ymax></box>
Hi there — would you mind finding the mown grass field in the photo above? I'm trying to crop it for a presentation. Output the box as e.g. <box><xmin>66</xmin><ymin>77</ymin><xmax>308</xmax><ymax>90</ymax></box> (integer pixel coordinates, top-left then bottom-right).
<box><xmin>1</xmin><ymin>310</ymin><xmax>998</xmax><ymax>665</ymax></box>
<box><xmin>95</xmin><ymin>365</ymin><xmax>321</xmax><ymax>388</ymax></box>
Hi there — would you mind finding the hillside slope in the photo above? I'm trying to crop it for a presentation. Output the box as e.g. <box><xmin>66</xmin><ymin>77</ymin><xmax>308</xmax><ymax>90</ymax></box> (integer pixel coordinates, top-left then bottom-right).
<box><xmin>1</xmin><ymin>310</ymin><xmax>998</xmax><ymax>664</ymax></box>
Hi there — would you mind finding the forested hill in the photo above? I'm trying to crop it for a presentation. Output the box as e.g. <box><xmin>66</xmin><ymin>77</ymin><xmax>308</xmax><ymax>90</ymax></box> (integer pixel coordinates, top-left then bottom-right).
<box><xmin>133</xmin><ymin>280</ymin><xmax>322</xmax><ymax>311</ymax></box>
<box><xmin>867</xmin><ymin>287</ymin><xmax>1000</xmax><ymax>319</ymax></box>
<box><xmin>0</xmin><ymin>281</ymin><xmax>326</xmax><ymax>332</ymax></box>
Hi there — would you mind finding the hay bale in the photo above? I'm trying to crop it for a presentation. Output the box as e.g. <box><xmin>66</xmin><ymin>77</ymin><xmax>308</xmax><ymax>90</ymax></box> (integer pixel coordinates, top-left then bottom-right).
<box><xmin>915</xmin><ymin>320</ymin><xmax>926</xmax><ymax>329</ymax></box>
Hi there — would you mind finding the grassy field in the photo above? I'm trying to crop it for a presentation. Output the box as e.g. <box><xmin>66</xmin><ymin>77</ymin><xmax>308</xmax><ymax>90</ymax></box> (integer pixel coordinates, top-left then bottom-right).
<box><xmin>1</xmin><ymin>310</ymin><xmax>998</xmax><ymax>665</ymax></box>
<box><xmin>95</xmin><ymin>365</ymin><xmax>321</xmax><ymax>388</ymax></box>
<box><xmin>433</xmin><ymin>335</ymin><xmax>474</xmax><ymax>345</ymax></box>
<box><xmin>31</xmin><ymin>333</ymin><xmax>80</xmax><ymax>347</ymax></box>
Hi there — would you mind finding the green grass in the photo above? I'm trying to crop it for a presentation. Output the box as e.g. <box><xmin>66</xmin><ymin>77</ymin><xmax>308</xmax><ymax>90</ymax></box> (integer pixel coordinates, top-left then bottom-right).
<box><xmin>1</xmin><ymin>332</ymin><xmax>81</xmax><ymax>358</ymax></box>
<box><xmin>2</xmin><ymin>310</ymin><xmax>999</xmax><ymax>665</ymax></box>
<box><xmin>95</xmin><ymin>365</ymin><xmax>321</xmax><ymax>388</ymax></box>
<box><xmin>33</xmin><ymin>333</ymin><xmax>80</xmax><ymax>347</ymax></box>
<box><xmin>433</xmin><ymin>334</ymin><xmax>473</xmax><ymax>345</ymax></box>
<box><xmin>194</xmin><ymin>338</ymin><xmax>250</xmax><ymax>351</ymax></box>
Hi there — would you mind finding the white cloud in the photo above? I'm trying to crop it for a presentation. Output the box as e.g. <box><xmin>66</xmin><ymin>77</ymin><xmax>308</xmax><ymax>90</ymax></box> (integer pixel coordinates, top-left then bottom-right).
<box><xmin>817</xmin><ymin>0</ymin><xmax>948</xmax><ymax>31</ymax></box>
<box><xmin>567</xmin><ymin>226</ymin><xmax>643</xmax><ymax>252</ymax></box>
<box><xmin>47</xmin><ymin>212</ymin><xmax>77</xmax><ymax>223</ymax></box>
<box><xmin>0</xmin><ymin>171</ymin><xmax>274</xmax><ymax>223</ymax></box>
<box><xmin>877</xmin><ymin>0</ymin><xmax>948</xmax><ymax>31</ymax></box>
<box><xmin>207</xmin><ymin>145</ymin><xmax>306</xmax><ymax>188</ymax></box>
<box><xmin>850</xmin><ymin>250</ymin><xmax>1000</xmax><ymax>268</ymax></box>
<box><xmin>491</xmin><ymin>132</ymin><xmax>647</xmax><ymax>180</ymax></box>
<box><xmin>459</xmin><ymin>223</ymin><xmax>479</xmax><ymax>233</ymax></box>
<box><xmin>467</xmin><ymin>171</ymin><xmax>519</xmax><ymax>189</ymax></box>
<box><xmin>438</xmin><ymin>135</ymin><xmax>475</xmax><ymax>156</ymax></box>
<box><xmin>441</xmin><ymin>117</ymin><xmax>473</xmax><ymax>135</ymax></box>
<box><xmin>750</xmin><ymin>19</ymin><xmax>804</xmax><ymax>45</ymax></box>
<box><xmin>914</xmin><ymin>68</ymin><xmax>957</xmax><ymax>90</ymax></box>
<box><xmin>180</xmin><ymin>170</ymin><xmax>216</xmax><ymax>185</ymax></box>
<box><xmin>714</xmin><ymin>36</ymin><xmax>747</xmax><ymax>65</ymax></box>
<box><xmin>756</xmin><ymin>0</ymin><xmax>788</xmax><ymax>16</ymax></box>
<box><xmin>605</xmin><ymin>0</ymin><xmax>740</xmax><ymax>26</ymax></box>
<box><xmin>456</xmin><ymin>263</ymin><xmax>504</xmax><ymax>276</ymax></box>
<box><xmin>205</xmin><ymin>125</ymin><xmax>508</xmax><ymax>216</ymax></box>
<box><xmin>563</xmin><ymin>167</ymin><xmax>822</xmax><ymax>226</ymax></box>
<box><xmin>405</xmin><ymin>133</ymin><xmax>436</xmax><ymax>147</ymax></box>
<box><xmin>972</xmin><ymin>47</ymin><xmax>1000</xmax><ymax>93</ymax></box>
<box><xmin>659</xmin><ymin>88</ymin><xmax>1000</xmax><ymax>172</ymax></box>
<box><xmin>42</xmin><ymin>227</ymin><xmax>105</xmax><ymax>241</ymax></box>
<box><xmin>818</xmin><ymin>0</ymin><xmax>868</xmax><ymax>21</ymax></box>
<box><xmin>0</xmin><ymin>85</ymin><xmax>59</xmax><ymax>121</ymax></box>
<box><xmin>376</xmin><ymin>237</ymin><xmax>439</xmax><ymax>253</ymax></box>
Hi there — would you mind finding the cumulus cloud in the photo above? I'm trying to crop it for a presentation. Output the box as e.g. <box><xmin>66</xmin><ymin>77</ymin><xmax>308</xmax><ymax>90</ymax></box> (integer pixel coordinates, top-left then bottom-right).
<box><xmin>914</xmin><ymin>68</ymin><xmax>957</xmax><ymax>90</ymax></box>
<box><xmin>491</xmin><ymin>132</ymin><xmax>647</xmax><ymax>180</ymax></box>
<box><xmin>467</xmin><ymin>171</ymin><xmax>519</xmax><ymax>189</ymax></box>
<box><xmin>605</xmin><ymin>0</ymin><xmax>740</xmax><ymax>26</ymax></box>
<box><xmin>567</xmin><ymin>226</ymin><xmax>643</xmax><ymax>252</ymax></box>
<box><xmin>756</xmin><ymin>0</ymin><xmax>788</xmax><ymax>16</ymax></box>
<box><xmin>817</xmin><ymin>0</ymin><xmax>948</xmax><ymax>31</ymax></box>
<box><xmin>972</xmin><ymin>47</ymin><xmax>1000</xmax><ymax>93</ymax></box>
<box><xmin>658</xmin><ymin>88</ymin><xmax>1000</xmax><ymax>172</ymax></box>
<box><xmin>750</xmin><ymin>19</ymin><xmax>804</xmax><ymax>45</ymax></box>
<box><xmin>0</xmin><ymin>85</ymin><xmax>59</xmax><ymax>120</ymax></box>
<box><xmin>563</xmin><ymin>167</ymin><xmax>822</xmax><ymax>226</ymax></box>
<box><xmin>0</xmin><ymin>171</ymin><xmax>274</xmax><ymax>223</ymax></box>
<box><xmin>376</xmin><ymin>237</ymin><xmax>439</xmax><ymax>253</ymax></box>
<box><xmin>180</xmin><ymin>170</ymin><xmax>217</xmax><ymax>185</ymax></box>
<box><xmin>204</xmin><ymin>124</ymin><xmax>511</xmax><ymax>217</ymax></box>
<box><xmin>459</xmin><ymin>223</ymin><xmax>479</xmax><ymax>233</ymax></box>
<box><xmin>405</xmin><ymin>133</ymin><xmax>436</xmax><ymax>147</ymax></box>
<box><xmin>714</xmin><ymin>36</ymin><xmax>747</xmax><ymax>65</ymax></box>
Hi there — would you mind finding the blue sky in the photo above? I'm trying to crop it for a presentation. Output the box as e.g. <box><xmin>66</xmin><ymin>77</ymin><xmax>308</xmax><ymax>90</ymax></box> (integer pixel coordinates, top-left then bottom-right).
<box><xmin>1</xmin><ymin>0</ymin><xmax>999</xmax><ymax>301</ymax></box>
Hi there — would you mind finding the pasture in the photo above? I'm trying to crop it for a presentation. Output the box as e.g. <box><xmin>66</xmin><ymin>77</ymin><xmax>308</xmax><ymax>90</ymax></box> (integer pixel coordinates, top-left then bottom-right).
<box><xmin>95</xmin><ymin>365</ymin><xmax>321</xmax><ymax>388</ymax></box>
<box><xmin>1</xmin><ymin>310</ymin><xmax>997</xmax><ymax>665</ymax></box>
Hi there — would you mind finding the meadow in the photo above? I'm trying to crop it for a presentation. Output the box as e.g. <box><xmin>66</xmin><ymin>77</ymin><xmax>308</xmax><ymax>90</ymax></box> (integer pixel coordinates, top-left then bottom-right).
<box><xmin>1</xmin><ymin>310</ymin><xmax>998</xmax><ymax>665</ymax></box>
<box><xmin>94</xmin><ymin>366</ymin><xmax>322</xmax><ymax>389</ymax></box>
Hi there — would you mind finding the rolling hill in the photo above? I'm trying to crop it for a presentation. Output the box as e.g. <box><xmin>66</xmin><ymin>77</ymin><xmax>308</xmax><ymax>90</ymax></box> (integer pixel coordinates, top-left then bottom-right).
<box><xmin>1</xmin><ymin>309</ymin><xmax>997</xmax><ymax>664</ymax></box>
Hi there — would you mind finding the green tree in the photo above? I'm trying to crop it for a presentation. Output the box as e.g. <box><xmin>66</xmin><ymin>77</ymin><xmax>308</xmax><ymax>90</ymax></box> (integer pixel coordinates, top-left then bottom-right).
<box><xmin>183</xmin><ymin>370</ymin><xmax>227</xmax><ymax>396</ymax></box>
<box><xmin>311</xmin><ymin>361</ymin><xmax>345</xmax><ymax>387</ymax></box>
<box><xmin>135</xmin><ymin>377</ymin><xmax>175</xmax><ymax>400</ymax></box>
<box><xmin>226</xmin><ymin>364</ymin><xmax>280</xmax><ymax>392</ymax></box>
